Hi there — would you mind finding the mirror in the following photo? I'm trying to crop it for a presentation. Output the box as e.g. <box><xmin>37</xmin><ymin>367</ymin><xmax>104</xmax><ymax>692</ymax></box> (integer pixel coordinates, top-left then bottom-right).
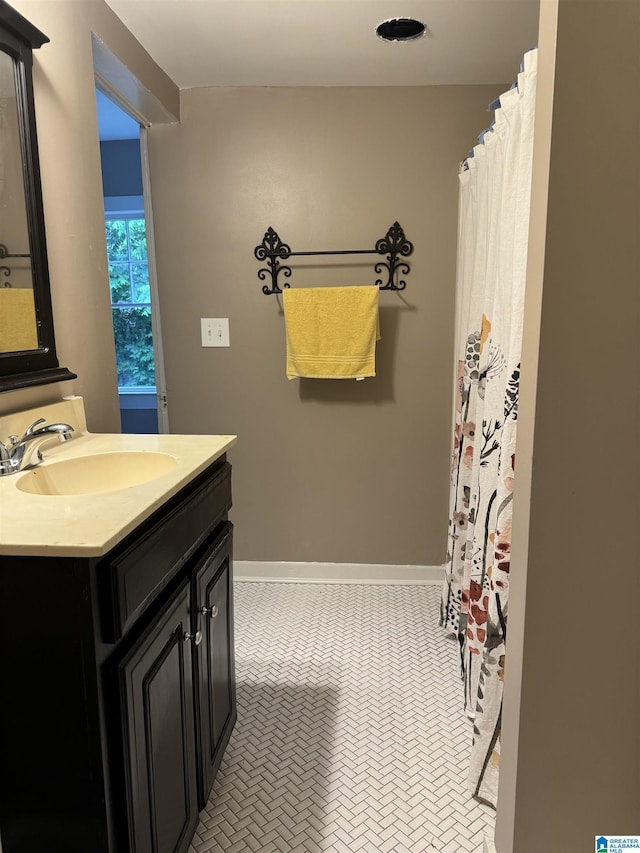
<box><xmin>0</xmin><ymin>48</ymin><xmax>37</xmax><ymax>350</ymax></box>
<box><xmin>0</xmin><ymin>0</ymin><xmax>75</xmax><ymax>391</ymax></box>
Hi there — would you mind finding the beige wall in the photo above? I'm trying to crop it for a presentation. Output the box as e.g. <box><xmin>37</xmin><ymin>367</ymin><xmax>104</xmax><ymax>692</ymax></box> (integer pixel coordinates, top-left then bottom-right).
<box><xmin>497</xmin><ymin>0</ymin><xmax>640</xmax><ymax>849</ymax></box>
<box><xmin>146</xmin><ymin>85</ymin><xmax>501</xmax><ymax>564</ymax></box>
<box><xmin>1</xmin><ymin>0</ymin><xmax>178</xmax><ymax>430</ymax></box>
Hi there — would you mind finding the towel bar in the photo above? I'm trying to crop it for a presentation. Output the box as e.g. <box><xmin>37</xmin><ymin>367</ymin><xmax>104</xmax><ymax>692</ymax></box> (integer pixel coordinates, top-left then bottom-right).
<box><xmin>254</xmin><ymin>221</ymin><xmax>413</xmax><ymax>295</ymax></box>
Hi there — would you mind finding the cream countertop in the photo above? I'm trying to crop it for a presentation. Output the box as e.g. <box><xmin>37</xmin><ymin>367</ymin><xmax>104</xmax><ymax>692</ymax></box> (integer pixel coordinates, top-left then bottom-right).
<box><xmin>0</xmin><ymin>397</ymin><xmax>236</xmax><ymax>557</ymax></box>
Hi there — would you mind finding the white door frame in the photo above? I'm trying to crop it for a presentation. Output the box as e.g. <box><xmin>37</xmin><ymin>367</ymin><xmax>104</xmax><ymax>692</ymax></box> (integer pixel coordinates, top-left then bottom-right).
<box><xmin>93</xmin><ymin>79</ymin><xmax>170</xmax><ymax>433</ymax></box>
<box><xmin>139</xmin><ymin>127</ymin><xmax>169</xmax><ymax>433</ymax></box>
<box><xmin>93</xmin><ymin>35</ymin><xmax>177</xmax><ymax>434</ymax></box>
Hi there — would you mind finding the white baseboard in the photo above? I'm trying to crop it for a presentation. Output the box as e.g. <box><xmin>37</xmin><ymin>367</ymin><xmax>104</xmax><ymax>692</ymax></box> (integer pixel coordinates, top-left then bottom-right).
<box><xmin>482</xmin><ymin>834</ymin><xmax>497</xmax><ymax>853</ymax></box>
<box><xmin>234</xmin><ymin>561</ymin><xmax>444</xmax><ymax>585</ymax></box>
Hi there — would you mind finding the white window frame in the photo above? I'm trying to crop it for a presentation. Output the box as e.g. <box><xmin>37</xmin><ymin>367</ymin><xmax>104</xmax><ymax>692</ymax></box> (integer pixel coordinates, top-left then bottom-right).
<box><xmin>104</xmin><ymin>196</ymin><xmax>156</xmax><ymax>396</ymax></box>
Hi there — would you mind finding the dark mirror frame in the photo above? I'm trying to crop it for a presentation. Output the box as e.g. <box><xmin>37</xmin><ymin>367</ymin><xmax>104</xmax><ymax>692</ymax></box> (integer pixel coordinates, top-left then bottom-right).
<box><xmin>0</xmin><ymin>0</ymin><xmax>75</xmax><ymax>391</ymax></box>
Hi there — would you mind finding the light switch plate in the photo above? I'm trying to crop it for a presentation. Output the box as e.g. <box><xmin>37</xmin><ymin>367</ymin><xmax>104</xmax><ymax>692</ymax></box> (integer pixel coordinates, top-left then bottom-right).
<box><xmin>201</xmin><ymin>318</ymin><xmax>230</xmax><ymax>347</ymax></box>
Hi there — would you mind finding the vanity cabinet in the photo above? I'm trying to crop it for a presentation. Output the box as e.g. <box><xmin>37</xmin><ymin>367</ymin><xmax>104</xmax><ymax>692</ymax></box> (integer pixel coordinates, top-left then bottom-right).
<box><xmin>192</xmin><ymin>523</ymin><xmax>235</xmax><ymax>809</ymax></box>
<box><xmin>0</xmin><ymin>455</ymin><xmax>236</xmax><ymax>853</ymax></box>
<box><xmin>118</xmin><ymin>579</ymin><xmax>199</xmax><ymax>853</ymax></box>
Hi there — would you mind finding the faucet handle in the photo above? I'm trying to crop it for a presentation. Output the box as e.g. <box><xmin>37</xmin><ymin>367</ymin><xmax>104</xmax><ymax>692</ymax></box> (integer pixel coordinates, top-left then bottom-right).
<box><xmin>24</xmin><ymin>418</ymin><xmax>46</xmax><ymax>437</ymax></box>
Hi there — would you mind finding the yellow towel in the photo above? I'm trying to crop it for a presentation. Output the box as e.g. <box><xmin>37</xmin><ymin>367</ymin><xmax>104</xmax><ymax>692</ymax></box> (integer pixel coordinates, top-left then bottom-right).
<box><xmin>0</xmin><ymin>288</ymin><xmax>38</xmax><ymax>352</ymax></box>
<box><xmin>283</xmin><ymin>285</ymin><xmax>380</xmax><ymax>379</ymax></box>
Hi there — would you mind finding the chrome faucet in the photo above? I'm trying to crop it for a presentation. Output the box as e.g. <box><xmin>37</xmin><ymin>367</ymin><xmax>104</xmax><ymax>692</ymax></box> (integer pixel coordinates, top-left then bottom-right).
<box><xmin>0</xmin><ymin>418</ymin><xmax>74</xmax><ymax>476</ymax></box>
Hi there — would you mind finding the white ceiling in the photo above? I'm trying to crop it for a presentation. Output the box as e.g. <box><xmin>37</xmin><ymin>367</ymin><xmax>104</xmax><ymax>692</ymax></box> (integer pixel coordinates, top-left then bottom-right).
<box><xmin>103</xmin><ymin>0</ymin><xmax>540</xmax><ymax>89</ymax></box>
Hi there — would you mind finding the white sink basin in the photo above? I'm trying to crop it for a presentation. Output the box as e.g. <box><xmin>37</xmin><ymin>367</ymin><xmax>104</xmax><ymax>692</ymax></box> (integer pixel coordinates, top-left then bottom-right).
<box><xmin>16</xmin><ymin>451</ymin><xmax>177</xmax><ymax>496</ymax></box>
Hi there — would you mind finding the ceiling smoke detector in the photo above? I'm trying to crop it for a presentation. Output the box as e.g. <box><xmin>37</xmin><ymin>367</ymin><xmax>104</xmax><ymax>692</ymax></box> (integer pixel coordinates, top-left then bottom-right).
<box><xmin>376</xmin><ymin>17</ymin><xmax>426</xmax><ymax>43</ymax></box>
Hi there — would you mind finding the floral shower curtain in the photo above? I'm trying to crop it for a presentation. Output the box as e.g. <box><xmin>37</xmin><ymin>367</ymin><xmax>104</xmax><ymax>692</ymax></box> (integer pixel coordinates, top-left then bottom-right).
<box><xmin>440</xmin><ymin>48</ymin><xmax>538</xmax><ymax>807</ymax></box>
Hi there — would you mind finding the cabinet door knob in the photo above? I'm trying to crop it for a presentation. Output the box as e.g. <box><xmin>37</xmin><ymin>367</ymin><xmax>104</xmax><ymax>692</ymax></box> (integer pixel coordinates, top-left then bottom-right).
<box><xmin>184</xmin><ymin>630</ymin><xmax>203</xmax><ymax>646</ymax></box>
<box><xmin>200</xmin><ymin>604</ymin><xmax>219</xmax><ymax>619</ymax></box>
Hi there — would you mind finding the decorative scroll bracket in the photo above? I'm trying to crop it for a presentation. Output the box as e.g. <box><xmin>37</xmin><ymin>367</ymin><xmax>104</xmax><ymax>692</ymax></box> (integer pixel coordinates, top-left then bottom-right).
<box><xmin>254</xmin><ymin>228</ymin><xmax>293</xmax><ymax>296</ymax></box>
<box><xmin>254</xmin><ymin>221</ymin><xmax>413</xmax><ymax>295</ymax></box>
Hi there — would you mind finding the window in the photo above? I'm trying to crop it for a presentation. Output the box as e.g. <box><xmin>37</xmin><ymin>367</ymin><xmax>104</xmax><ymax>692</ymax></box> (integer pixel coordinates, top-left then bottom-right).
<box><xmin>105</xmin><ymin>211</ymin><xmax>156</xmax><ymax>391</ymax></box>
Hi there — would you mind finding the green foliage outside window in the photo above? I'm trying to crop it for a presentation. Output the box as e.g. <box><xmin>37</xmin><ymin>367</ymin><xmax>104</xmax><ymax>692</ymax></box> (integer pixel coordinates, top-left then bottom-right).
<box><xmin>111</xmin><ymin>307</ymin><xmax>155</xmax><ymax>387</ymax></box>
<box><xmin>106</xmin><ymin>217</ymin><xmax>155</xmax><ymax>388</ymax></box>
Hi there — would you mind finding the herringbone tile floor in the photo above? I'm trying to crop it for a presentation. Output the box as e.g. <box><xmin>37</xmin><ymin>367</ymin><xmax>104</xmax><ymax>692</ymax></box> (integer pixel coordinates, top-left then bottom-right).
<box><xmin>189</xmin><ymin>582</ymin><xmax>494</xmax><ymax>853</ymax></box>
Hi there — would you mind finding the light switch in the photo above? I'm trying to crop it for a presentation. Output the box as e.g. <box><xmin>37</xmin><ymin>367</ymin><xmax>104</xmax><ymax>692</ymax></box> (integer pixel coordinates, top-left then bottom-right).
<box><xmin>201</xmin><ymin>318</ymin><xmax>230</xmax><ymax>347</ymax></box>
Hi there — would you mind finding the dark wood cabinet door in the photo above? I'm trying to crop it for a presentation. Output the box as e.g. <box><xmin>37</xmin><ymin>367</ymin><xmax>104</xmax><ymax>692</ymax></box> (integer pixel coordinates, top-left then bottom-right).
<box><xmin>118</xmin><ymin>580</ymin><xmax>198</xmax><ymax>853</ymax></box>
<box><xmin>193</xmin><ymin>523</ymin><xmax>237</xmax><ymax>808</ymax></box>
